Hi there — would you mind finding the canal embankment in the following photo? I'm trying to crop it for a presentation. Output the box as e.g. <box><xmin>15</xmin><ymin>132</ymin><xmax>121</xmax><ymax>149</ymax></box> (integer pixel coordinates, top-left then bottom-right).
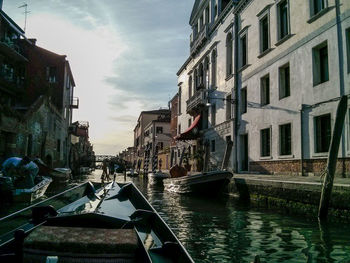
<box><xmin>228</xmin><ymin>174</ymin><xmax>350</xmax><ymax>221</ymax></box>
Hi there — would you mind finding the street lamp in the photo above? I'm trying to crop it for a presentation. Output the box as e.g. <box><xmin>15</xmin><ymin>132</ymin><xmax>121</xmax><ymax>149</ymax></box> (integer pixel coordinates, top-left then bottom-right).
<box><xmin>206</xmin><ymin>97</ymin><xmax>236</xmax><ymax>107</ymax></box>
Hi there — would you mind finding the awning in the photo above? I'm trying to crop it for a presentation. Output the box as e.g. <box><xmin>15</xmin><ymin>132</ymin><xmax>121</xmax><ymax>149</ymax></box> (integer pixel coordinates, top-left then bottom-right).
<box><xmin>175</xmin><ymin>115</ymin><xmax>201</xmax><ymax>141</ymax></box>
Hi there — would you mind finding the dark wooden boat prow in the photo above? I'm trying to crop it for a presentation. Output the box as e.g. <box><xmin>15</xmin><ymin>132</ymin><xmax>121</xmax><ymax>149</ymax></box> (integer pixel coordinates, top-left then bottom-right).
<box><xmin>0</xmin><ymin>181</ymin><xmax>194</xmax><ymax>263</ymax></box>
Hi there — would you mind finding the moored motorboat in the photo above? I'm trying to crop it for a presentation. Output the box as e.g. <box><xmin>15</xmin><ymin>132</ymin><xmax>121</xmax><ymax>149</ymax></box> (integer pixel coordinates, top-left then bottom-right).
<box><xmin>148</xmin><ymin>172</ymin><xmax>170</xmax><ymax>186</ymax></box>
<box><xmin>164</xmin><ymin>170</ymin><xmax>233</xmax><ymax>194</ymax></box>
<box><xmin>0</xmin><ymin>181</ymin><xmax>194</xmax><ymax>263</ymax></box>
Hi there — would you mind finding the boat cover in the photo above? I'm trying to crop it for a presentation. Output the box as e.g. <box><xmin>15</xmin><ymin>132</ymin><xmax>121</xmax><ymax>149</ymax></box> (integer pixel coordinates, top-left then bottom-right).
<box><xmin>23</xmin><ymin>226</ymin><xmax>138</xmax><ymax>261</ymax></box>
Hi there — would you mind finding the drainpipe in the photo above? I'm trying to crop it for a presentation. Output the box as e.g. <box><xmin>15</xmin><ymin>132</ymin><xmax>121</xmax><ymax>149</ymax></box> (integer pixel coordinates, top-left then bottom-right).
<box><xmin>300</xmin><ymin>105</ymin><xmax>305</xmax><ymax>176</ymax></box>
<box><xmin>335</xmin><ymin>0</ymin><xmax>346</xmax><ymax>173</ymax></box>
<box><xmin>233</xmin><ymin>12</ymin><xmax>239</xmax><ymax>173</ymax></box>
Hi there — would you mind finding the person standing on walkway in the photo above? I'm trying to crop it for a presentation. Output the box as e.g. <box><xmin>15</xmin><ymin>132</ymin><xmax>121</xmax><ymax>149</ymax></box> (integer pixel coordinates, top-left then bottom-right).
<box><xmin>101</xmin><ymin>159</ymin><xmax>109</xmax><ymax>182</ymax></box>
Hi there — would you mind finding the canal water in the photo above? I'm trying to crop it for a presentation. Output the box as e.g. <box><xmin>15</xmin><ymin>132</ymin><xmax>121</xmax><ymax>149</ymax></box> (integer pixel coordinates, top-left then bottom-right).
<box><xmin>121</xmin><ymin>175</ymin><xmax>350</xmax><ymax>263</ymax></box>
<box><xmin>1</xmin><ymin>172</ymin><xmax>350</xmax><ymax>263</ymax></box>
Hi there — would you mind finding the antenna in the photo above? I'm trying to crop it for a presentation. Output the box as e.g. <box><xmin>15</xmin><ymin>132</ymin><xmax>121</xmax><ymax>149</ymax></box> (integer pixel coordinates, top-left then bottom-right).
<box><xmin>18</xmin><ymin>2</ymin><xmax>30</xmax><ymax>32</ymax></box>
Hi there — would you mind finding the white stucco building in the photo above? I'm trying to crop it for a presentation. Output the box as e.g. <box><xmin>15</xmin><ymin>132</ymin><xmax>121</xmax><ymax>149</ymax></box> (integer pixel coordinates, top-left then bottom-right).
<box><xmin>177</xmin><ymin>0</ymin><xmax>350</xmax><ymax>176</ymax></box>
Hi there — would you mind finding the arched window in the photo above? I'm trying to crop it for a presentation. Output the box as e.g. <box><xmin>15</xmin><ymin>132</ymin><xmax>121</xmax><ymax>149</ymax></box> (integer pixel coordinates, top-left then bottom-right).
<box><xmin>188</xmin><ymin>75</ymin><xmax>192</xmax><ymax>98</ymax></box>
<box><xmin>211</xmin><ymin>49</ymin><xmax>217</xmax><ymax>87</ymax></box>
<box><xmin>204</xmin><ymin>57</ymin><xmax>209</xmax><ymax>89</ymax></box>
<box><xmin>226</xmin><ymin>32</ymin><xmax>233</xmax><ymax>77</ymax></box>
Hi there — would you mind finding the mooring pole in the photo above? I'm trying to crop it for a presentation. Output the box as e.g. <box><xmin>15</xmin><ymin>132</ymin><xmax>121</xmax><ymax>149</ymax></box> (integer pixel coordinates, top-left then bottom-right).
<box><xmin>318</xmin><ymin>95</ymin><xmax>348</xmax><ymax>220</ymax></box>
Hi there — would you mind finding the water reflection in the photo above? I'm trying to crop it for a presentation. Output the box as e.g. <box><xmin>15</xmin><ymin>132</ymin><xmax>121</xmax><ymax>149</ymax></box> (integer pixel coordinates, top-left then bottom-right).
<box><xmin>126</xmin><ymin>176</ymin><xmax>350</xmax><ymax>263</ymax></box>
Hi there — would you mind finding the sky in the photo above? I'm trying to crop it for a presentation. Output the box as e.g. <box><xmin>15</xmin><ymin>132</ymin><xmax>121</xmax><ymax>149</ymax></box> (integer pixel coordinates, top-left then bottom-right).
<box><xmin>3</xmin><ymin>0</ymin><xmax>194</xmax><ymax>155</ymax></box>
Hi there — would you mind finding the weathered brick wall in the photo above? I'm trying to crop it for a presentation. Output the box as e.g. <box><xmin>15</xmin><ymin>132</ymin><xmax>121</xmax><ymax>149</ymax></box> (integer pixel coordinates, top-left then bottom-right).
<box><xmin>250</xmin><ymin>158</ymin><xmax>350</xmax><ymax>177</ymax></box>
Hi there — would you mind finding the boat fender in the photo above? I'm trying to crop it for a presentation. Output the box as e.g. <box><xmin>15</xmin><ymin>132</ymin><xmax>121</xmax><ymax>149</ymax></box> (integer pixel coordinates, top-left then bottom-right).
<box><xmin>106</xmin><ymin>183</ymin><xmax>133</xmax><ymax>201</ymax></box>
<box><xmin>32</xmin><ymin>205</ymin><xmax>58</xmax><ymax>224</ymax></box>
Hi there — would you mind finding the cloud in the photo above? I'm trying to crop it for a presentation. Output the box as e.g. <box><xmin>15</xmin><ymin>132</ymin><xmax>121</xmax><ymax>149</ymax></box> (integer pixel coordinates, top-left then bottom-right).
<box><xmin>3</xmin><ymin>0</ymin><xmax>194</xmax><ymax>154</ymax></box>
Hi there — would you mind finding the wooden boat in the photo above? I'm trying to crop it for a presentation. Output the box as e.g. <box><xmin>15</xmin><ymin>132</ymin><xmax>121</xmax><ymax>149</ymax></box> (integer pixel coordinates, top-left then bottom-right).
<box><xmin>12</xmin><ymin>176</ymin><xmax>53</xmax><ymax>203</ymax></box>
<box><xmin>126</xmin><ymin>169</ymin><xmax>139</xmax><ymax>177</ymax></box>
<box><xmin>50</xmin><ymin>168</ymin><xmax>71</xmax><ymax>184</ymax></box>
<box><xmin>0</xmin><ymin>181</ymin><xmax>194</xmax><ymax>263</ymax></box>
<box><xmin>164</xmin><ymin>170</ymin><xmax>233</xmax><ymax>194</ymax></box>
<box><xmin>0</xmin><ymin>174</ymin><xmax>52</xmax><ymax>203</ymax></box>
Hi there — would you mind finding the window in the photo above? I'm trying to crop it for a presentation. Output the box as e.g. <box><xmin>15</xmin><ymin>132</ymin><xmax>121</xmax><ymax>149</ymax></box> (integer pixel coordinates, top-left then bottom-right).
<box><xmin>226</xmin><ymin>33</ymin><xmax>233</xmax><ymax>77</ymax></box>
<box><xmin>200</xmin><ymin>15</ymin><xmax>204</xmax><ymax>30</ymax></box>
<box><xmin>260</xmin><ymin>128</ymin><xmax>271</xmax><ymax>157</ymax></box>
<box><xmin>310</xmin><ymin>0</ymin><xmax>326</xmax><ymax>17</ymax></box>
<box><xmin>261</xmin><ymin>74</ymin><xmax>270</xmax><ymax>105</ymax></box>
<box><xmin>221</xmin><ymin>0</ymin><xmax>230</xmax><ymax>11</ymax></box>
<box><xmin>277</xmin><ymin>0</ymin><xmax>290</xmax><ymax>40</ymax></box>
<box><xmin>241</xmin><ymin>87</ymin><xmax>247</xmax><ymax>114</ymax></box>
<box><xmin>156</xmin><ymin>127</ymin><xmax>163</xmax><ymax>134</ymax></box>
<box><xmin>178</xmin><ymin>86</ymin><xmax>182</xmax><ymax>115</ymax></box>
<box><xmin>159</xmin><ymin>142</ymin><xmax>164</xmax><ymax>150</ymax></box>
<box><xmin>313</xmin><ymin>42</ymin><xmax>329</xmax><ymax>86</ymax></box>
<box><xmin>259</xmin><ymin>14</ymin><xmax>270</xmax><ymax>53</ymax></box>
<box><xmin>346</xmin><ymin>28</ymin><xmax>350</xmax><ymax>73</ymax></box>
<box><xmin>194</xmin><ymin>69</ymin><xmax>198</xmax><ymax>89</ymax></box>
<box><xmin>211</xmin><ymin>140</ymin><xmax>216</xmax><ymax>152</ymax></box>
<box><xmin>57</xmin><ymin>139</ymin><xmax>61</xmax><ymax>152</ymax></box>
<box><xmin>188</xmin><ymin>118</ymin><xmax>192</xmax><ymax>128</ymax></box>
<box><xmin>205</xmin><ymin>6</ymin><xmax>209</xmax><ymax>24</ymax></box>
<box><xmin>205</xmin><ymin>57</ymin><xmax>210</xmax><ymax>88</ymax></box>
<box><xmin>214</xmin><ymin>5</ymin><xmax>218</xmax><ymax>19</ymax></box>
<box><xmin>178</xmin><ymin>124</ymin><xmax>181</xmax><ymax>135</ymax></box>
<box><xmin>211</xmin><ymin>103</ymin><xmax>216</xmax><ymax>126</ymax></box>
<box><xmin>315</xmin><ymin>114</ymin><xmax>331</xmax><ymax>153</ymax></box>
<box><xmin>240</xmin><ymin>32</ymin><xmax>247</xmax><ymax>68</ymax></box>
<box><xmin>279</xmin><ymin>123</ymin><xmax>292</xmax><ymax>155</ymax></box>
<box><xmin>226</xmin><ymin>95</ymin><xmax>232</xmax><ymax>120</ymax></box>
<box><xmin>199</xmin><ymin>63</ymin><xmax>204</xmax><ymax>88</ymax></box>
<box><xmin>47</xmin><ymin>66</ymin><xmax>57</xmax><ymax>83</ymax></box>
<box><xmin>211</xmin><ymin>50</ymin><xmax>217</xmax><ymax>87</ymax></box>
<box><xmin>188</xmin><ymin>76</ymin><xmax>192</xmax><ymax>98</ymax></box>
<box><xmin>279</xmin><ymin>63</ymin><xmax>290</xmax><ymax>99</ymax></box>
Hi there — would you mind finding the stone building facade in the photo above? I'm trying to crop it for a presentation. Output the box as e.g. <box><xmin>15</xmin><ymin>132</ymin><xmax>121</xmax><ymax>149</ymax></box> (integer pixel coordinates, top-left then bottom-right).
<box><xmin>133</xmin><ymin>109</ymin><xmax>170</xmax><ymax>169</ymax></box>
<box><xmin>177</xmin><ymin>0</ymin><xmax>350</xmax><ymax>176</ymax></box>
<box><xmin>0</xmin><ymin>3</ymin><xmax>78</xmax><ymax>168</ymax></box>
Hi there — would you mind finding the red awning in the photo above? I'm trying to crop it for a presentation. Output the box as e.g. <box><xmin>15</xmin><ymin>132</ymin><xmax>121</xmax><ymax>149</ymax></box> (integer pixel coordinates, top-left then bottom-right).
<box><xmin>175</xmin><ymin>115</ymin><xmax>201</xmax><ymax>141</ymax></box>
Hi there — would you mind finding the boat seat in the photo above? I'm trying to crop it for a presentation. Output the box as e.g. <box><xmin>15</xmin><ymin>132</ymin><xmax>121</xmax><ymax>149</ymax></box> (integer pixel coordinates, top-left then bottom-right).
<box><xmin>23</xmin><ymin>226</ymin><xmax>139</xmax><ymax>263</ymax></box>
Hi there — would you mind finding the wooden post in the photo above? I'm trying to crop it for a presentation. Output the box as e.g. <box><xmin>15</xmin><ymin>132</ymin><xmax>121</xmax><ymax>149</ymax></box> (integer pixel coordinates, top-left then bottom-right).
<box><xmin>203</xmin><ymin>141</ymin><xmax>210</xmax><ymax>172</ymax></box>
<box><xmin>318</xmin><ymin>95</ymin><xmax>348</xmax><ymax>219</ymax></box>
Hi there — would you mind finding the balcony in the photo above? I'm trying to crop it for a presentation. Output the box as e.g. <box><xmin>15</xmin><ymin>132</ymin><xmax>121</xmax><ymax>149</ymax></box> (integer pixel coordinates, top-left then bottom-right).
<box><xmin>0</xmin><ymin>39</ymin><xmax>27</xmax><ymax>62</ymax></box>
<box><xmin>186</xmin><ymin>88</ymin><xmax>207</xmax><ymax>116</ymax></box>
<box><xmin>70</xmin><ymin>97</ymin><xmax>79</xmax><ymax>109</ymax></box>
<box><xmin>0</xmin><ymin>68</ymin><xmax>25</xmax><ymax>95</ymax></box>
<box><xmin>190</xmin><ymin>24</ymin><xmax>209</xmax><ymax>56</ymax></box>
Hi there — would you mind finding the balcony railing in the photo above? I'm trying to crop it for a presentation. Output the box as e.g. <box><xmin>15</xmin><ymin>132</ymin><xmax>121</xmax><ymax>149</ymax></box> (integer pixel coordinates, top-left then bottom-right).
<box><xmin>190</xmin><ymin>24</ymin><xmax>209</xmax><ymax>56</ymax></box>
<box><xmin>186</xmin><ymin>88</ymin><xmax>207</xmax><ymax>115</ymax></box>
<box><xmin>70</xmin><ymin>97</ymin><xmax>79</xmax><ymax>109</ymax></box>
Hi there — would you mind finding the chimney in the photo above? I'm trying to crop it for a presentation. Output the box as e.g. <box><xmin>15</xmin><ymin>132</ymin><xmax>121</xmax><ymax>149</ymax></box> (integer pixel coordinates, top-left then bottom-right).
<box><xmin>29</xmin><ymin>38</ymin><xmax>37</xmax><ymax>45</ymax></box>
<box><xmin>0</xmin><ymin>0</ymin><xmax>3</xmax><ymax>10</ymax></box>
